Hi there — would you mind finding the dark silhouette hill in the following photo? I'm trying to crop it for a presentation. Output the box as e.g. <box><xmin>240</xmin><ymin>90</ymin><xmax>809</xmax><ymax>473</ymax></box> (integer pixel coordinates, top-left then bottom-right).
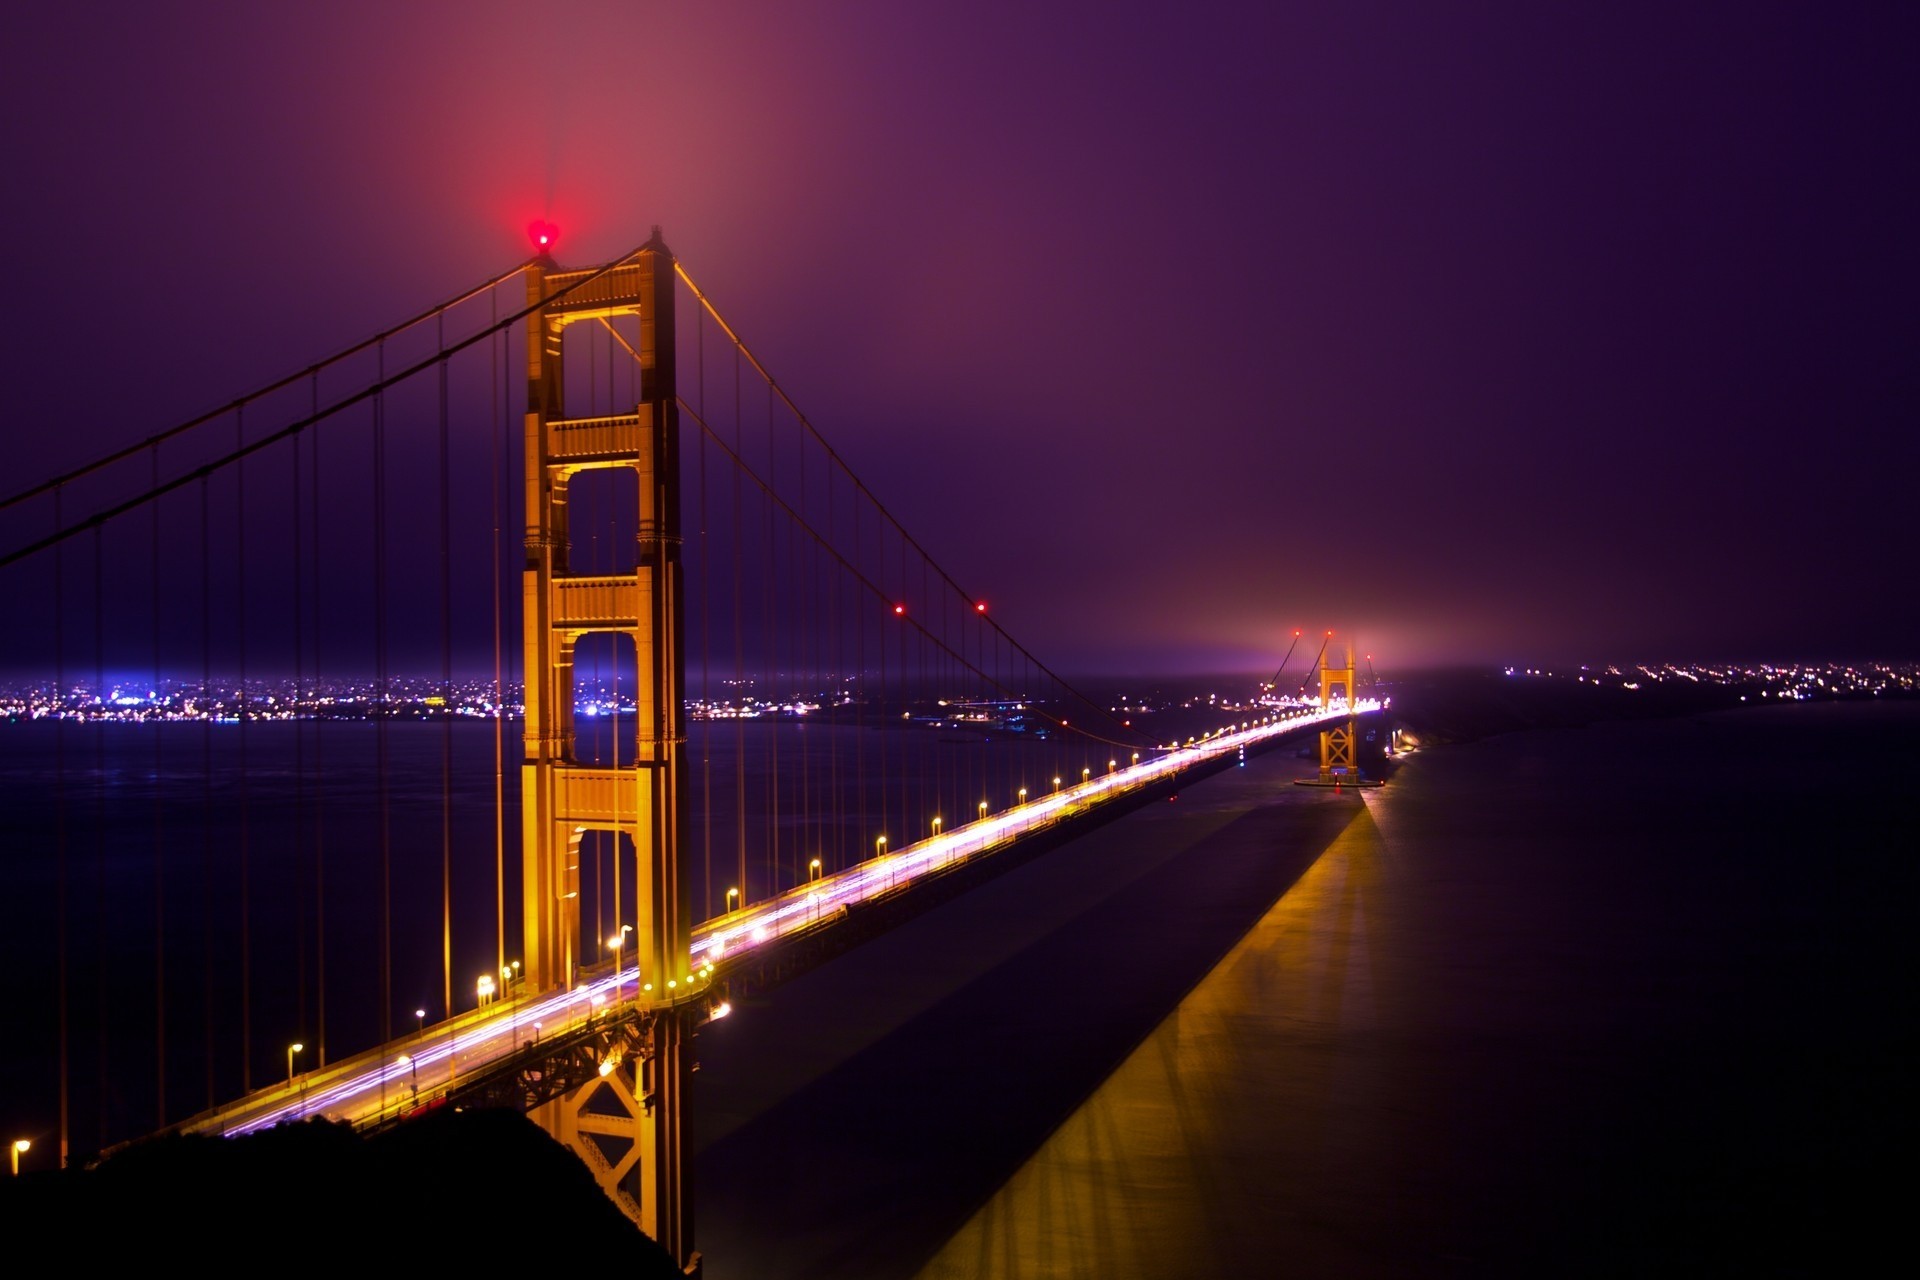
<box><xmin>0</xmin><ymin>1107</ymin><xmax>684</xmax><ymax>1273</ymax></box>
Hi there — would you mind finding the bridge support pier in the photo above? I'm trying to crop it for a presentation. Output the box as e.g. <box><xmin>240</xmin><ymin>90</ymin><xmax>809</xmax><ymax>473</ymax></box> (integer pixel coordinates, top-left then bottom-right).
<box><xmin>528</xmin><ymin>1007</ymin><xmax>696</xmax><ymax>1271</ymax></box>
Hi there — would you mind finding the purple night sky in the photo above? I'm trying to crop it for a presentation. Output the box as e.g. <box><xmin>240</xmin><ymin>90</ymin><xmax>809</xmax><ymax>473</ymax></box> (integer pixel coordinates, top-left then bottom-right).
<box><xmin>2</xmin><ymin>2</ymin><xmax>1914</xmax><ymax>675</ymax></box>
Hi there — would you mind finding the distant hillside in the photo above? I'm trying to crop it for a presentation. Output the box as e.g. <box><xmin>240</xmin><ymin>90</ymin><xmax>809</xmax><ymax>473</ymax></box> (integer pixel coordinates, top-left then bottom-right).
<box><xmin>1385</xmin><ymin>668</ymin><xmax>1749</xmax><ymax>747</ymax></box>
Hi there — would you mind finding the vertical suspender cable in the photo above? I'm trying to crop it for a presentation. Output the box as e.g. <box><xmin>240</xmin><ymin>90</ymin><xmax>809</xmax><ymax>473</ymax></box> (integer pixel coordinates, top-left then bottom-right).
<box><xmin>439</xmin><ymin>310</ymin><xmax>454</xmax><ymax>1027</ymax></box>
<box><xmin>732</xmin><ymin>343</ymin><xmax>746</xmax><ymax>902</ymax></box>
<box><xmin>200</xmin><ymin>476</ymin><xmax>215</xmax><ymax>1110</ymax></box>
<box><xmin>796</xmin><ymin>406</ymin><xmax>811</xmax><ymax>875</ymax></box>
<box><xmin>898</xmin><ymin>533</ymin><xmax>908</xmax><ymax>839</ymax></box>
<box><xmin>698</xmin><ymin>310</ymin><xmax>712</xmax><ymax>918</ymax></box>
<box><xmin>311</xmin><ymin>373</ymin><xmax>328</xmax><ymax>1066</ymax></box>
<box><xmin>292</xmin><ymin>383</ymin><xmax>307</xmax><ymax>1058</ymax></box>
<box><xmin>822</xmin><ymin>458</ymin><xmax>832</xmax><ymax>865</ymax></box>
<box><xmin>93</xmin><ymin>527</ymin><xmax>107</xmax><ymax>1144</ymax></box>
<box><xmin>499</xmin><ymin>285</ymin><xmax>514</xmax><ymax>982</ymax></box>
<box><xmin>150</xmin><ymin>443</ymin><xmax>166</xmax><ymax>1128</ymax></box>
<box><xmin>53</xmin><ymin>487</ymin><xmax>68</xmax><ymax>1167</ymax></box>
<box><xmin>235</xmin><ymin>408</ymin><xmax>252</xmax><ymax>1094</ymax></box>
<box><xmin>374</xmin><ymin>339</ymin><xmax>392</xmax><ymax>1050</ymax></box>
<box><xmin>764</xmin><ymin>384</ymin><xmax>778</xmax><ymax>890</ymax></box>
<box><xmin>877</xmin><ymin>514</ymin><xmax>888</xmax><ymax>849</ymax></box>
<box><xmin>855</xmin><ymin>495</ymin><xmax>868</xmax><ymax>855</ymax></box>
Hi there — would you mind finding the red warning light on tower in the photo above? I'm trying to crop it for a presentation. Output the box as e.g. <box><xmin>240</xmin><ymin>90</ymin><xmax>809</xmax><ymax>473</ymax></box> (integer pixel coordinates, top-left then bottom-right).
<box><xmin>892</xmin><ymin>603</ymin><xmax>906</xmax><ymax>616</ymax></box>
<box><xmin>528</xmin><ymin>220</ymin><xmax>560</xmax><ymax>254</ymax></box>
<box><xmin>974</xmin><ymin>601</ymin><xmax>988</xmax><ymax>614</ymax></box>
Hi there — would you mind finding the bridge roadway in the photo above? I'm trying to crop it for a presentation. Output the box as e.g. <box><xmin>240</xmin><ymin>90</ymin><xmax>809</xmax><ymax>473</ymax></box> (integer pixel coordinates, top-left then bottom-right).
<box><xmin>171</xmin><ymin>700</ymin><xmax>1383</xmax><ymax>1142</ymax></box>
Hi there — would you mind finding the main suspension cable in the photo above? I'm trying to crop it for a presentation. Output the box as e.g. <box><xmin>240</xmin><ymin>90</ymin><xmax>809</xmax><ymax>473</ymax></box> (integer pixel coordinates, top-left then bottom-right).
<box><xmin>0</xmin><ymin>261</ymin><xmax>539</xmax><ymax>513</ymax></box>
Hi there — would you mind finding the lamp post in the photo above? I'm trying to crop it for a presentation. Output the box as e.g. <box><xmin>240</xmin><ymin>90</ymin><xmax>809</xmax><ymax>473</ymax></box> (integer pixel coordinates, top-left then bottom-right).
<box><xmin>10</xmin><ymin>1139</ymin><xmax>27</xmax><ymax>1177</ymax></box>
<box><xmin>415</xmin><ymin>1007</ymin><xmax>426</xmax><ymax>1037</ymax></box>
<box><xmin>808</xmin><ymin>858</ymin><xmax>822</xmax><ymax>883</ymax></box>
<box><xmin>1082</xmin><ymin>767</ymin><xmax>1091</xmax><ymax>786</ymax></box>
<box><xmin>1018</xmin><ymin>787</ymin><xmax>1027</xmax><ymax>805</ymax></box>
<box><xmin>476</xmin><ymin>973</ymin><xmax>495</xmax><ymax>1007</ymax></box>
<box><xmin>607</xmin><ymin>924</ymin><xmax>631</xmax><ymax>983</ymax></box>
<box><xmin>726</xmin><ymin>886</ymin><xmax>739</xmax><ymax>915</ymax></box>
<box><xmin>286</xmin><ymin>1043</ymin><xmax>303</xmax><ymax>1091</ymax></box>
<box><xmin>1053</xmin><ymin>776</ymin><xmax>1062</xmax><ymax>793</ymax></box>
<box><xmin>931</xmin><ymin>816</ymin><xmax>942</xmax><ymax>838</ymax></box>
<box><xmin>979</xmin><ymin>800</ymin><xmax>988</xmax><ymax>822</ymax></box>
<box><xmin>876</xmin><ymin>835</ymin><xmax>888</xmax><ymax>888</ymax></box>
<box><xmin>398</xmin><ymin>1053</ymin><xmax>418</xmax><ymax>1102</ymax></box>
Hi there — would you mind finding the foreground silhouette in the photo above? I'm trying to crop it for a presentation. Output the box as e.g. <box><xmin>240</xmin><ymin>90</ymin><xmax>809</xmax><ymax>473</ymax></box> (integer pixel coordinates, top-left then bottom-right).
<box><xmin>0</xmin><ymin>1107</ymin><xmax>682</xmax><ymax>1271</ymax></box>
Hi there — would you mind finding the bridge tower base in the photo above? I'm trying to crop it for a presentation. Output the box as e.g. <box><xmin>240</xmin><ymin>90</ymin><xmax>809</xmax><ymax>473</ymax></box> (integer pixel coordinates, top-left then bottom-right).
<box><xmin>526</xmin><ymin>1009</ymin><xmax>697</xmax><ymax>1274</ymax></box>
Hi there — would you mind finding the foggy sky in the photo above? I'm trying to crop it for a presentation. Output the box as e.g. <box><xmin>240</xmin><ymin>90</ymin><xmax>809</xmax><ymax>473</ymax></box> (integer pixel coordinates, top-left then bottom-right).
<box><xmin>3</xmin><ymin>1</ymin><xmax>1914</xmax><ymax>674</ymax></box>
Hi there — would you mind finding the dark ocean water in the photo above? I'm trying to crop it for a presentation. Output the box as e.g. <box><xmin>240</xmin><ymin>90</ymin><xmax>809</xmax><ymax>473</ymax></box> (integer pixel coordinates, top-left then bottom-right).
<box><xmin>0</xmin><ymin>711</ymin><xmax>1113</xmax><ymax>1151</ymax></box>
<box><xmin>3</xmin><ymin>699</ymin><xmax>1913</xmax><ymax>1277</ymax></box>
<box><xmin>690</xmin><ymin>700</ymin><xmax>1919</xmax><ymax>1278</ymax></box>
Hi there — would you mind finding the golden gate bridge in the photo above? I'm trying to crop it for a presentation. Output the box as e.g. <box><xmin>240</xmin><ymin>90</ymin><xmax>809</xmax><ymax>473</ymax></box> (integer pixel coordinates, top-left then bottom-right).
<box><xmin>0</xmin><ymin>226</ymin><xmax>1381</xmax><ymax>1271</ymax></box>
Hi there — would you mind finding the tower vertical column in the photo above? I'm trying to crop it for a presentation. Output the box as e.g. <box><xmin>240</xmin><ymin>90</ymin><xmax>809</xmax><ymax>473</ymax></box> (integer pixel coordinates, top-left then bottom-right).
<box><xmin>519</xmin><ymin>231</ymin><xmax>697</xmax><ymax>1269</ymax></box>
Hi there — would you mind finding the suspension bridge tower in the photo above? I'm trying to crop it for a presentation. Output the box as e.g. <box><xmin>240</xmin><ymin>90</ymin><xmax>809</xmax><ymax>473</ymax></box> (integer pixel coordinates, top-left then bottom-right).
<box><xmin>519</xmin><ymin>227</ymin><xmax>697</xmax><ymax>1265</ymax></box>
<box><xmin>1298</xmin><ymin>637</ymin><xmax>1380</xmax><ymax>787</ymax></box>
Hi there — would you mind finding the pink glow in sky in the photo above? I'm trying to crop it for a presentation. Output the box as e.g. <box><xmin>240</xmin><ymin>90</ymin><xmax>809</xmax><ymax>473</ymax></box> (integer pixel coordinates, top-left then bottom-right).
<box><xmin>2</xmin><ymin>2</ymin><xmax>1915</xmax><ymax>672</ymax></box>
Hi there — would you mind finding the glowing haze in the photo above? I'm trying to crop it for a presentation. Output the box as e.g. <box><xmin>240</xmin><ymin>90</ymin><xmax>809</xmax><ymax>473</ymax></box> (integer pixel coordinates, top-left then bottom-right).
<box><xmin>2</xmin><ymin>2</ymin><xmax>1913</xmax><ymax>674</ymax></box>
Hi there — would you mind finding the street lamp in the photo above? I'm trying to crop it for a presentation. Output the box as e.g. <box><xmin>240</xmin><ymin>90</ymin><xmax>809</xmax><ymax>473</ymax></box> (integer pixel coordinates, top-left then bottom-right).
<box><xmin>287</xmin><ymin>1043</ymin><xmax>304</xmax><ymax>1090</ymax></box>
<box><xmin>1083</xmin><ymin>767</ymin><xmax>1091</xmax><ymax>785</ymax></box>
<box><xmin>1053</xmin><ymin>776</ymin><xmax>1062</xmax><ymax>792</ymax></box>
<box><xmin>415</xmin><ymin>1007</ymin><xmax>426</xmax><ymax>1036</ymax></box>
<box><xmin>808</xmin><ymin>858</ymin><xmax>822</xmax><ymax>883</ymax></box>
<box><xmin>1018</xmin><ymin>787</ymin><xmax>1027</xmax><ymax>805</ymax></box>
<box><xmin>931</xmin><ymin>816</ymin><xmax>942</xmax><ymax>838</ymax></box>
<box><xmin>726</xmin><ymin>886</ymin><xmax>739</xmax><ymax>914</ymax></box>
<box><xmin>398</xmin><ymin>1053</ymin><xmax>418</xmax><ymax>1102</ymax></box>
<box><xmin>10</xmin><ymin>1139</ymin><xmax>27</xmax><ymax>1177</ymax></box>
<box><xmin>979</xmin><ymin>800</ymin><xmax>988</xmax><ymax>821</ymax></box>
<box><xmin>476</xmin><ymin>973</ymin><xmax>496</xmax><ymax>1006</ymax></box>
<box><xmin>1108</xmin><ymin>759</ymin><xmax>1117</xmax><ymax>773</ymax></box>
<box><xmin>607</xmin><ymin>924</ymin><xmax>632</xmax><ymax>976</ymax></box>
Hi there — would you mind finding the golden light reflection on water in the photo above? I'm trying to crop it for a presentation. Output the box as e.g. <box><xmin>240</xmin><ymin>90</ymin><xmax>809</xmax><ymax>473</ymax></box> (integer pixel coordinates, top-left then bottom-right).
<box><xmin>915</xmin><ymin>796</ymin><xmax>1394</xmax><ymax>1279</ymax></box>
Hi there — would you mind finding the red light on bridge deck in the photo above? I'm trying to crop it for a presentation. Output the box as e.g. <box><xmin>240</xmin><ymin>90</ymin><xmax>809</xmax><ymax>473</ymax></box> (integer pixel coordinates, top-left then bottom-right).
<box><xmin>528</xmin><ymin>220</ymin><xmax>560</xmax><ymax>253</ymax></box>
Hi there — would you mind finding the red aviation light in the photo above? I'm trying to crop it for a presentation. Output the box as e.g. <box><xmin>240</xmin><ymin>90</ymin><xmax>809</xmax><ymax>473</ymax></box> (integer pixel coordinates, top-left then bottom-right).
<box><xmin>892</xmin><ymin>603</ymin><xmax>906</xmax><ymax>616</ymax></box>
<box><xmin>975</xmin><ymin>601</ymin><xmax>988</xmax><ymax>614</ymax></box>
<box><xmin>528</xmin><ymin>220</ymin><xmax>560</xmax><ymax>253</ymax></box>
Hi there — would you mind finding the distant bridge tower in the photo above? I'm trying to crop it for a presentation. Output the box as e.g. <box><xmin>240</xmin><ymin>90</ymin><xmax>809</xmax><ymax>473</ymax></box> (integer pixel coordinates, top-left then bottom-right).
<box><xmin>1316</xmin><ymin>640</ymin><xmax>1359</xmax><ymax>783</ymax></box>
<box><xmin>519</xmin><ymin>229</ymin><xmax>696</xmax><ymax>1265</ymax></box>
